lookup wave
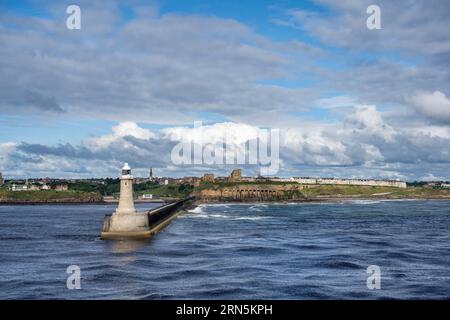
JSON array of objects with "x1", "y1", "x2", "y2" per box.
[
  {"x1": 344, "y1": 199, "x2": 382, "y2": 205},
  {"x1": 185, "y1": 212, "x2": 267, "y2": 221},
  {"x1": 188, "y1": 206, "x2": 204, "y2": 214},
  {"x1": 233, "y1": 216, "x2": 267, "y2": 221},
  {"x1": 183, "y1": 213, "x2": 210, "y2": 219}
]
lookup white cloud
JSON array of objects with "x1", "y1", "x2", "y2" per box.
[
  {"x1": 4, "y1": 110, "x2": 450, "y2": 179},
  {"x1": 162, "y1": 122, "x2": 260, "y2": 145},
  {"x1": 0, "y1": 142, "x2": 17, "y2": 170},
  {"x1": 409, "y1": 90, "x2": 450, "y2": 122},
  {"x1": 345, "y1": 105, "x2": 396, "y2": 142},
  {"x1": 87, "y1": 122, "x2": 155, "y2": 151}
]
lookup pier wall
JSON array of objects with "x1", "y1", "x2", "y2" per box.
[{"x1": 101, "y1": 198, "x2": 192, "y2": 239}]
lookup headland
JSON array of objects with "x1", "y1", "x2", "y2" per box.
[{"x1": 1, "y1": 169, "x2": 450, "y2": 205}]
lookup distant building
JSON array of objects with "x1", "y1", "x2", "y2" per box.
[
  {"x1": 441, "y1": 183, "x2": 450, "y2": 188},
  {"x1": 141, "y1": 194, "x2": 153, "y2": 199},
  {"x1": 284, "y1": 177, "x2": 407, "y2": 189},
  {"x1": 157, "y1": 177, "x2": 174, "y2": 185},
  {"x1": 9, "y1": 184, "x2": 28, "y2": 191},
  {"x1": 149, "y1": 168, "x2": 153, "y2": 180},
  {"x1": 201, "y1": 174, "x2": 215, "y2": 183},
  {"x1": 55, "y1": 184, "x2": 69, "y2": 191},
  {"x1": 0, "y1": 172, "x2": 4, "y2": 186},
  {"x1": 229, "y1": 169, "x2": 242, "y2": 182},
  {"x1": 183, "y1": 177, "x2": 200, "y2": 184},
  {"x1": 133, "y1": 177, "x2": 148, "y2": 185}
]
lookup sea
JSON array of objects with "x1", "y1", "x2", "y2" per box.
[{"x1": 0, "y1": 200, "x2": 449, "y2": 299}]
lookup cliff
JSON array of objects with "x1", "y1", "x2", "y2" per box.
[{"x1": 195, "y1": 182, "x2": 308, "y2": 202}]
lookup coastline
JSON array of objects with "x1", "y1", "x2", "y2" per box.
[
  {"x1": 192, "y1": 196, "x2": 450, "y2": 207},
  {"x1": 2, "y1": 195, "x2": 450, "y2": 206},
  {"x1": 0, "y1": 199, "x2": 165, "y2": 206},
  {"x1": 0, "y1": 201, "x2": 109, "y2": 206}
]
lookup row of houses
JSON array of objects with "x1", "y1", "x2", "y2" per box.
[
  {"x1": 270, "y1": 177, "x2": 406, "y2": 188},
  {"x1": 8, "y1": 183, "x2": 69, "y2": 192},
  {"x1": 425, "y1": 181, "x2": 450, "y2": 188},
  {"x1": 287, "y1": 177, "x2": 407, "y2": 188}
]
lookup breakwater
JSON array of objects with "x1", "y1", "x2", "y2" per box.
[{"x1": 101, "y1": 197, "x2": 193, "y2": 239}]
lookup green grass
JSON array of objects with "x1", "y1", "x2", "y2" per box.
[
  {"x1": 0, "y1": 190, "x2": 102, "y2": 202},
  {"x1": 135, "y1": 184, "x2": 193, "y2": 199},
  {"x1": 301, "y1": 185, "x2": 450, "y2": 199}
]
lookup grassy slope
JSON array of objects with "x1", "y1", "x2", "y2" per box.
[
  {"x1": 134, "y1": 184, "x2": 193, "y2": 199},
  {"x1": 196, "y1": 182, "x2": 450, "y2": 199},
  {"x1": 0, "y1": 190, "x2": 103, "y2": 203},
  {"x1": 302, "y1": 185, "x2": 450, "y2": 199}
]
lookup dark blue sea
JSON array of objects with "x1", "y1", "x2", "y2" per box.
[{"x1": 0, "y1": 200, "x2": 449, "y2": 299}]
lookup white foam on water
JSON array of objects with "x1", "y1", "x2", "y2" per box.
[
  {"x1": 379, "y1": 199, "x2": 422, "y2": 202},
  {"x1": 233, "y1": 216, "x2": 267, "y2": 221},
  {"x1": 209, "y1": 214, "x2": 229, "y2": 218},
  {"x1": 344, "y1": 199, "x2": 382, "y2": 205},
  {"x1": 184, "y1": 205, "x2": 268, "y2": 221},
  {"x1": 184, "y1": 214, "x2": 210, "y2": 219},
  {"x1": 188, "y1": 205, "x2": 205, "y2": 214}
]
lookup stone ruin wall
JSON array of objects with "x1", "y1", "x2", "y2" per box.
[{"x1": 199, "y1": 184, "x2": 306, "y2": 202}]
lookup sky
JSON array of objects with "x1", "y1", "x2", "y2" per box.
[{"x1": 1, "y1": 0, "x2": 450, "y2": 180}]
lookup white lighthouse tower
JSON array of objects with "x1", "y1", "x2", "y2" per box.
[
  {"x1": 108, "y1": 163, "x2": 149, "y2": 233},
  {"x1": 116, "y1": 163, "x2": 136, "y2": 214}
]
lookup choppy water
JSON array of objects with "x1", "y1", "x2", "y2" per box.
[{"x1": 0, "y1": 200, "x2": 449, "y2": 299}]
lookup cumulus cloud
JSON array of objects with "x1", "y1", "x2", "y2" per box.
[
  {"x1": 409, "y1": 91, "x2": 450, "y2": 123},
  {"x1": 3, "y1": 104, "x2": 450, "y2": 180},
  {"x1": 162, "y1": 122, "x2": 260, "y2": 145},
  {"x1": 87, "y1": 122, "x2": 155, "y2": 151},
  {"x1": 345, "y1": 105, "x2": 396, "y2": 142}
]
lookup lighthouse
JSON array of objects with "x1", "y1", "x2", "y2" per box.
[
  {"x1": 108, "y1": 163, "x2": 149, "y2": 233},
  {"x1": 101, "y1": 162, "x2": 190, "y2": 239},
  {"x1": 116, "y1": 163, "x2": 136, "y2": 214}
]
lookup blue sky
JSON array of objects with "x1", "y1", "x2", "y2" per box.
[{"x1": 1, "y1": 0, "x2": 450, "y2": 180}]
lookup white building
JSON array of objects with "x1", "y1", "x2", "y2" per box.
[
  {"x1": 9, "y1": 184, "x2": 28, "y2": 191},
  {"x1": 271, "y1": 177, "x2": 407, "y2": 188}
]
